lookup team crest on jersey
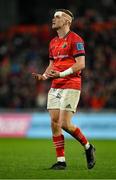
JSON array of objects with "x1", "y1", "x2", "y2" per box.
[
  {"x1": 62, "y1": 42, "x2": 67, "y2": 48},
  {"x1": 76, "y1": 43, "x2": 84, "y2": 50}
]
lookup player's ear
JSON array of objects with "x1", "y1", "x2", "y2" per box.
[
  {"x1": 65, "y1": 20, "x2": 70, "y2": 26},
  {"x1": 63, "y1": 19, "x2": 68, "y2": 25},
  {"x1": 67, "y1": 20, "x2": 71, "y2": 26}
]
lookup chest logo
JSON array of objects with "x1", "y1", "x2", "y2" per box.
[{"x1": 62, "y1": 42, "x2": 67, "y2": 48}]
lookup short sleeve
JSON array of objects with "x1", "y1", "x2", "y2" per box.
[
  {"x1": 71, "y1": 36, "x2": 85, "y2": 58},
  {"x1": 49, "y1": 42, "x2": 54, "y2": 60}
]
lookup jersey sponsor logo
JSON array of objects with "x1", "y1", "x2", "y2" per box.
[
  {"x1": 62, "y1": 42, "x2": 67, "y2": 48},
  {"x1": 76, "y1": 43, "x2": 84, "y2": 50},
  {"x1": 53, "y1": 55, "x2": 69, "y2": 59}
]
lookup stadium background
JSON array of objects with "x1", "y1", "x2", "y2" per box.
[{"x1": 0, "y1": 0, "x2": 116, "y2": 179}]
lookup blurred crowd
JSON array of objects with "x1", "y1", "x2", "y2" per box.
[{"x1": 0, "y1": 3, "x2": 116, "y2": 111}]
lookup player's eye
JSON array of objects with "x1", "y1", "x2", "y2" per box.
[{"x1": 55, "y1": 15, "x2": 61, "y2": 19}]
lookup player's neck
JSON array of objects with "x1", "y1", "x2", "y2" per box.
[{"x1": 57, "y1": 27, "x2": 70, "y2": 39}]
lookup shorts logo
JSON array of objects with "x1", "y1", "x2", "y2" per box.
[
  {"x1": 56, "y1": 93, "x2": 61, "y2": 99},
  {"x1": 76, "y1": 43, "x2": 84, "y2": 50},
  {"x1": 65, "y1": 104, "x2": 71, "y2": 108}
]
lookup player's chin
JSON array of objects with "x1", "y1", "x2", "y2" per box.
[{"x1": 52, "y1": 25, "x2": 58, "y2": 30}]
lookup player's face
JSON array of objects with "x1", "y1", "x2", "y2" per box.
[{"x1": 52, "y1": 14, "x2": 66, "y2": 30}]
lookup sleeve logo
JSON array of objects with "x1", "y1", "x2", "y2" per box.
[{"x1": 76, "y1": 43, "x2": 84, "y2": 50}]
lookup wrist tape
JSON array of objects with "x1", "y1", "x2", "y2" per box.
[
  {"x1": 59, "y1": 67, "x2": 73, "y2": 77},
  {"x1": 43, "y1": 73, "x2": 48, "y2": 79}
]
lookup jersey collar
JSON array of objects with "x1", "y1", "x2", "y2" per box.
[
  {"x1": 58, "y1": 31, "x2": 71, "y2": 39},
  {"x1": 63, "y1": 30, "x2": 71, "y2": 39}
]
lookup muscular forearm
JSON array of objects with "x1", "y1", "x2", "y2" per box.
[
  {"x1": 71, "y1": 61, "x2": 85, "y2": 73},
  {"x1": 45, "y1": 56, "x2": 85, "y2": 78},
  {"x1": 42, "y1": 65, "x2": 52, "y2": 79},
  {"x1": 44, "y1": 65, "x2": 52, "y2": 75},
  {"x1": 43, "y1": 60, "x2": 53, "y2": 75},
  {"x1": 32, "y1": 60, "x2": 53, "y2": 81},
  {"x1": 60, "y1": 61, "x2": 85, "y2": 77}
]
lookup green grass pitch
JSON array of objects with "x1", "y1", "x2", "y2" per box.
[{"x1": 0, "y1": 138, "x2": 116, "y2": 179}]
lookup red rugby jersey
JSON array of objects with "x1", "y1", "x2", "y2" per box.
[{"x1": 49, "y1": 31, "x2": 85, "y2": 90}]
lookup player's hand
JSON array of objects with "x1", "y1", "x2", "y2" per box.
[
  {"x1": 46, "y1": 70, "x2": 60, "y2": 78},
  {"x1": 32, "y1": 72, "x2": 46, "y2": 81}
]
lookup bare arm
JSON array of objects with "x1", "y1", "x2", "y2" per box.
[
  {"x1": 43, "y1": 60, "x2": 54, "y2": 75},
  {"x1": 71, "y1": 56, "x2": 85, "y2": 73},
  {"x1": 32, "y1": 60, "x2": 53, "y2": 81},
  {"x1": 47, "y1": 56, "x2": 85, "y2": 78}
]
